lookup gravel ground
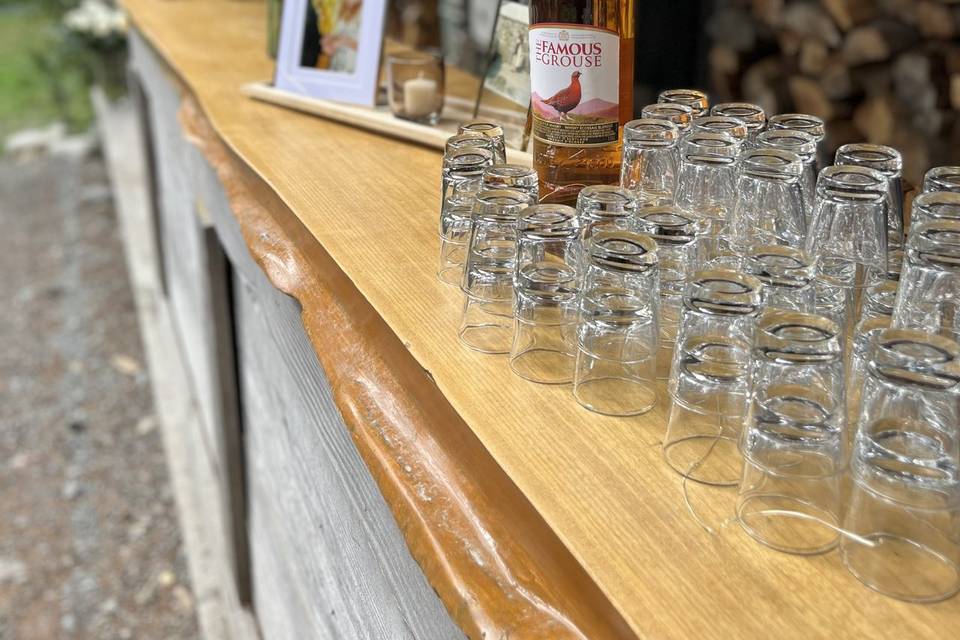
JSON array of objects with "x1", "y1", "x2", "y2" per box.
[{"x1": 0, "y1": 150, "x2": 199, "y2": 639}]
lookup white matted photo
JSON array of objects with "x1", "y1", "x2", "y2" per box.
[{"x1": 275, "y1": 0, "x2": 387, "y2": 106}]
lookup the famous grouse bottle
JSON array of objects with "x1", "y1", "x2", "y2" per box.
[{"x1": 529, "y1": 0, "x2": 636, "y2": 205}]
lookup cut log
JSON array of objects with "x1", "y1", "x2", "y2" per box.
[
  {"x1": 789, "y1": 75, "x2": 834, "y2": 120},
  {"x1": 782, "y1": 2, "x2": 842, "y2": 46},
  {"x1": 842, "y1": 26, "x2": 890, "y2": 66},
  {"x1": 916, "y1": 1, "x2": 956, "y2": 39},
  {"x1": 853, "y1": 96, "x2": 894, "y2": 144},
  {"x1": 799, "y1": 40, "x2": 828, "y2": 75}
]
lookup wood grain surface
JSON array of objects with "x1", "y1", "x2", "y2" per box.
[{"x1": 122, "y1": 1, "x2": 960, "y2": 637}]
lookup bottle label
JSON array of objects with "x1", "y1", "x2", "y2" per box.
[{"x1": 529, "y1": 24, "x2": 620, "y2": 148}]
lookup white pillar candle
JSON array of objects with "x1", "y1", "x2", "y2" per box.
[{"x1": 403, "y1": 74, "x2": 439, "y2": 119}]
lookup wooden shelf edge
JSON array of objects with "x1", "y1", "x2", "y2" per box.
[{"x1": 241, "y1": 81, "x2": 534, "y2": 166}]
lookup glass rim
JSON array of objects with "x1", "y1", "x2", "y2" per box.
[
  {"x1": 835, "y1": 143, "x2": 902, "y2": 177},
  {"x1": 817, "y1": 165, "x2": 887, "y2": 201},
  {"x1": 768, "y1": 113, "x2": 826, "y2": 139},
  {"x1": 577, "y1": 185, "x2": 638, "y2": 213},
  {"x1": 623, "y1": 118, "x2": 681, "y2": 143},
  {"x1": 472, "y1": 188, "x2": 530, "y2": 220},
  {"x1": 869, "y1": 328, "x2": 960, "y2": 392},
  {"x1": 710, "y1": 102, "x2": 766, "y2": 128},
  {"x1": 755, "y1": 309, "x2": 842, "y2": 363},
  {"x1": 913, "y1": 191, "x2": 960, "y2": 221},
  {"x1": 658, "y1": 88, "x2": 709, "y2": 114},
  {"x1": 923, "y1": 165, "x2": 960, "y2": 193},
  {"x1": 635, "y1": 206, "x2": 705, "y2": 243},
  {"x1": 740, "y1": 148, "x2": 803, "y2": 179},
  {"x1": 690, "y1": 115, "x2": 749, "y2": 140},
  {"x1": 518, "y1": 204, "x2": 579, "y2": 235},
  {"x1": 588, "y1": 230, "x2": 658, "y2": 272},
  {"x1": 756, "y1": 129, "x2": 817, "y2": 160},
  {"x1": 684, "y1": 268, "x2": 763, "y2": 315},
  {"x1": 459, "y1": 120, "x2": 504, "y2": 138}
]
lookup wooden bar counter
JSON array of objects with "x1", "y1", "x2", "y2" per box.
[{"x1": 118, "y1": 1, "x2": 958, "y2": 638}]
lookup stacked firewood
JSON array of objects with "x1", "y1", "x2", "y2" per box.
[{"x1": 707, "y1": 0, "x2": 960, "y2": 186}]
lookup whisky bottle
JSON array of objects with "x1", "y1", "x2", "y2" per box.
[{"x1": 529, "y1": 0, "x2": 636, "y2": 205}]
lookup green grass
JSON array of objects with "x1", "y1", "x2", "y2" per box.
[{"x1": 0, "y1": 2, "x2": 92, "y2": 141}]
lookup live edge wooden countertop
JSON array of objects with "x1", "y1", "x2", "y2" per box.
[{"x1": 125, "y1": 1, "x2": 957, "y2": 638}]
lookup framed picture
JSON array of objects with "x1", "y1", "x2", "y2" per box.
[{"x1": 275, "y1": 0, "x2": 388, "y2": 106}]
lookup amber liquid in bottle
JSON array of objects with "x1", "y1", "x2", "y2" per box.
[{"x1": 529, "y1": 0, "x2": 636, "y2": 205}]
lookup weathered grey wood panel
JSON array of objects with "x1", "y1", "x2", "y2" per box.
[
  {"x1": 231, "y1": 263, "x2": 464, "y2": 640},
  {"x1": 130, "y1": 33, "x2": 250, "y2": 603}
]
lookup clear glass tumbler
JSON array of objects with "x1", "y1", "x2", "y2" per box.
[
  {"x1": 892, "y1": 219, "x2": 960, "y2": 344},
  {"x1": 576, "y1": 185, "x2": 639, "y2": 249},
  {"x1": 737, "y1": 310, "x2": 846, "y2": 554},
  {"x1": 574, "y1": 231, "x2": 660, "y2": 416},
  {"x1": 805, "y1": 165, "x2": 889, "y2": 335},
  {"x1": 842, "y1": 328, "x2": 960, "y2": 602},
  {"x1": 726, "y1": 148, "x2": 805, "y2": 253},
  {"x1": 658, "y1": 89, "x2": 709, "y2": 117},
  {"x1": 458, "y1": 188, "x2": 530, "y2": 353},
  {"x1": 909, "y1": 191, "x2": 960, "y2": 229},
  {"x1": 662, "y1": 269, "x2": 762, "y2": 485},
  {"x1": 620, "y1": 119, "x2": 681, "y2": 207},
  {"x1": 743, "y1": 244, "x2": 816, "y2": 313},
  {"x1": 835, "y1": 143, "x2": 904, "y2": 278},
  {"x1": 689, "y1": 115, "x2": 749, "y2": 146},
  {"x1": 641, "y1": 102, "x2": 694, "y2": 134},
  {"x1": 482, "y1": 164, "x2": 539, "y2": 203},
  {"x1": 438, "y1": 148, "x2": 493, "y2": 285},
  {"x1": 510, "y1": 205, "x2": 582, "y2": 384},
  {"x1": 635, "y1": 206, "x2": 707, "y2": 380},
  {"x1": 710, "y1": 102, "x2": 766, "y2": 143},
  {"x1": 922, "y1": 166, "x2": 960, "y2": 195},
  {"x1": 444, "y1": 132, "x2": 496, "y2": 155},
  {"x1": 756, "y1": 129, "x2": 818, "y2": 226},
  {"x1": 458, "y1": 120, "x2": 507, "y2": 164},
  {"x1": 767, "y1": 113, "x2": 827, "y2": 171},
  {"x1": 674, "y1": 131, "x2": 741, "y2": 253}
]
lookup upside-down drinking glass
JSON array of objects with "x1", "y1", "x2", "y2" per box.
[
  {"x1": 510, "y1": 205, "x2": 582, "y2": 384},
  {"x1": 737, "y1": 310, "x2": 846, "y2": 554},
  {"x1": 756, "y1": 129, "x2": 818, "y2": 226},
  {"x1": 805, "y1": 165, "x2": 889, "y2": 335},
  {"x1": 842, "y1": 329, "x2": 960, "y2": 602},
  {"x1": 922, "y1": 166, "x2": 960, "y2": 195},
  {"x1": 743, "y1": 244, "x2": 816, "y2": 313},
  {"x1": 658, "y1": 89, "x2": 709, "y2": 117},
  {"x1": 574, "y1": 231, "x2": 660, "y2": 416},
  {"x1": 620, "y1": 119, "x2": 681, "y2": 207},
  {"x1": 909, "y1": 191, "x2": 960, "y2": 229},
  {"x1": 482, "y1": 164, "x2": 539, "y2": 202},
  {"x1": 438, "y1": 148, "x2": 493, "y2": 285},
  {"x1": 767, "y1": 113, "x2": 827, "y2": 170},
  {"x1": 835, "y1": 144, "x2": 904, "y2": 278},
  {"x1": 689, "y1": 115, "x2": 749, "y2": 146},
  {"x1": 576, "y1": 185, "x2": 639, "y2": 248},
  {"x1": 458, "y1": 120, "x2": 507, "y2": 164},
  {"x1": 892, "y1": 219, "x2": 960, "y2": 344},
  {"x1": 641, "y1": 102, "x2": 694, "y2": 133},
  {"x1": 444, "y1": 132, "x2": 496, "y2": 156},
  {"x1": 635, "y1": 206, "x2": 707, "y2": 380},
  {"x1": 674, "y1": 131, "x2": 741, "y2": 252},
  {"x1": 710, "y1": 102, "x2": 766, "y2": 143},
  {"x1": 458, "y1": 188, "x2": 530, "y2": 353},
  {"x1": 726, "y1": 148, "x2": 805, "y2": 253},
  {"x1": 662, "y1": 269, "x2": 762, "y2": 485}
]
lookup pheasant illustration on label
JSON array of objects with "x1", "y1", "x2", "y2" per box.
[{"x1": 529, "y1": 25, "x2": 620, "y2": 147}]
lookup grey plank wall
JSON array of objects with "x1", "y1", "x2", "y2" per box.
[
  {"x1": 130, "y1": 30, "x2": 466, "y2": 640},
  {"x1": 130, "y1": 34, "x2": 249, "y2": 601},
  {"x1": 231, "y1": 236, "x2": 464, "y2": 640}
]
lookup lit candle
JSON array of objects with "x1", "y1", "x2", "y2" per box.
[{"x1": 403, "y1": 73, "x2": 439, "y2": 119}]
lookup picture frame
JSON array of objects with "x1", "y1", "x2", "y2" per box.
[{"x1": 275, "y1": 0, "x2": 388, "y2": 107}]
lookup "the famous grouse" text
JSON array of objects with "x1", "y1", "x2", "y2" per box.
[{"x1": 533, "y1": 38, "x2": 603, "y2": 68}]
